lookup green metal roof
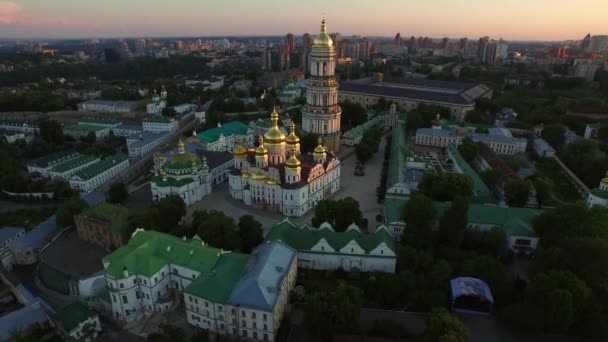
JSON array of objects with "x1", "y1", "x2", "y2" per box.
[
  {"x1": 50, "y1": 154, "x2": 98, "y2": 173},
  {"x1": 103, "y1": 230, "x2": 223, "y2": 279},
  {"x1": 446, "y1": 144, "x2": 492, "y2": 203},
  {"x1": 197, "y1": 121, "x2": 250, "y2": 143},
  {"x1": 343, "y1": 117, "x2": 381, "y2": 140},
  {"x1": 76, "y1": 203, "x2": 132, "y2": 232},
  {"x1": 54, "y1": 302, "x2": 97, "y2": 332},
  {"x1": 64, "y1": 123, "x2": 106, "y2": 133},
  {"x1": 73, "y1": 153, "x2": 128, "y2": 181},
  {"x1": 162, "y1": 152, "x2": 201, "y2": 172},
  {"x1": 28, "y1": 150, "x2": 79, "y2": 168},
  {"x1": 79, "y1": 117, "x2": 121, "y2": 126},
  {"x1": 265, "y1": 220, "x2": 396, "y2": 254},
  {"x1": 144, "y1": 116, "x2": 175, "y2": 123},
  {"x1": 151, "y1": 175, "x2": 195, "y2": 187},
  {"x1": 386, "y1": 123, "x2": 407, "y2": 191},
  {"x1": 184, "y1": 253, "x2": 248, "y2": 302},
  {"x1": 591, "y1": 188, "x2": 608, "y2": 200}
]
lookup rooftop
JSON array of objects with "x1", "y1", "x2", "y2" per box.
[
  {"x1": 197, "y1": 121, "x2": 250, "y2": 143},
  {"x1": 50, "y1": 154, "x2": 99, "y2": 173},
  {"x1": 72, "y1": 153, "x2": 128, "y2": 181},
  {"x1": 127, "y1": 131, "x2": 168, "y2": 148},
  {"x1": 40, "y1": 229, "x2": 107, "y2": 277},
  {"x1": 446, "y1": 144, "x2": 492, "y2": 202},
  {"x1": 80, "y1": 100, "x2": 138, "y2": 108},
  {"x1": 103, "y1": 230, "x2": 223, "y2": 279},
  {"x1": 76, "y1": 203, "x2": 132, "y2": 232},
  {"x1": 0, "y1": 227, "x2": 25, "y2": 244},
  {"x1": 143, "y1": 116, "x2": 176, "y2": 123},
  {"x1": 27, "y1": 150, "x2": 80, "y2": 168},
  {"x1": 79, "y1": 117, "x2": 122, "y2": 126},
  {"x1": 185, "y1": 253, "x2": 248, "y2": 303}
]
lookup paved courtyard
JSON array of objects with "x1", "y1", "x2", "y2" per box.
[{"x1": 185, "y1": 136, "x2": 387, "y2": 234}]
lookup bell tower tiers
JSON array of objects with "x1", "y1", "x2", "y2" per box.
[{"x1": 302, "y1": 18, "x2": 342, "y2": 153}]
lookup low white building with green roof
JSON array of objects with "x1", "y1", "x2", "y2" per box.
[
  {"x1": 26, "y1": 150, "x2": 81, "y2": 177},
  {"x1": 265, "y1": 219, "x2": 397, "y2": 273},
  {"x1": 48, "y1": 154, "x2": 100, "y2": 181},
  {"x1": 384, "y1": 196, "x2": 541, "y2": 255},
  {"x1": 340, "y1": 116, "x2": 382, "y2": 146},
  {"x1": 64, "y1": 123, "x2": 111, "y2": 140},
  {"x1": 587, "y1": 172, "x2": 608, "y2": 208},
  {"x1": 103, "y1": 229, "x2": 297, "y2": 342},
  {"x1": 54, "y1": 302, "x2": 101, "y2": 341},
  {"x1": 196, "y1": 121, "x2": 254, "y2": 152},
  {"x1": 69, "y1": 153, "x2": 129, "y2": 193}
]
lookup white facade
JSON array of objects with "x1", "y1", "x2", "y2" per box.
[
  {"x1": 48, "y1": 156, "x2": 101, "y2": 181},
  {"x1": 65, "y1": 315, "x2": 101, "y2": 341},
  {"x1": 64, "y1": 125, "x2": 111, "y2": 141},
  {"x1": 126, "y1": 132, "x2": 169, "y2": 159},
  {"x1": 78, "y1": 100, "x2": 138, "y2": 113},
  {"x1": 0, "y1": 120, "x2": 39, "y2": 133},
  {"x1": 69, "y1": 155, "x2": 130, "y2": 193},
  {"x1": 26, "y1": 151, "x2": 81, "y2": 177},
  {"x1": 415, "y1": 127, "x2": 527, "y2": 155},
  {"x1": 587, "y1": 173, "x2": 608, "y2": 208},
  {"x1": 142, "y1": 117, "x2": 179, "y2": 133}
]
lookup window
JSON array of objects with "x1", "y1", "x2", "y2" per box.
[
  {"x1": 253, "y1": 322, "x2": 257, "y2": 329},
  {"x1": 112, "y1": 294, "x2": 116, "y2": 302},
  {"x1": 133, "y1": 279, "x2": 137, "y2": 285},
  {"x1": 264, "y1": 323, "x2": 268, "y2": 331},
  {"x1": 264, "y1": 333, "x2": 269, "y2": 341},
  {"x1": 263, "y1": 314, "x2": 267, "y2": 321},
  {"x1": 119, "y1": 283, "x2": 124, "y2": 289},
  {"x1": 515, "y1": 239, "x2": 531, "y2": 246},
  {"x1": 253, "y1": 332, "x2": 258, "y2": 339},
  {"x1": 242, "y1": 320, "x2": 246, "y2": 327},
  {"x1": 121, "y1": 295, "x2": 128, "y2": 304},
  {"x1": 251, "y1": 312, "x2": 256, "y2": 319},
  {"x1": 242, "y1": 330, "x2": 247, "y2": 337},
  {"x1": 173, "y1": 269, "x2": 178, "y2": 275}
]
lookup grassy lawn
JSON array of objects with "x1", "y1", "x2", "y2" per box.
[
  {"x1": 533, "y1": 158, "x2": 581, "y2": 203},
  {"x1": 0, "y1": 208, "x2": 57, "y2": 230}
]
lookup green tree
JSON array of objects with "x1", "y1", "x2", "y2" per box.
[
  {"x1": 438, "y1": 197, "x2": 469, "y2": 248},
  {"x1": 196, "y1": 210, "x2": 240, "y2": 250},
  {"x1": 402, "y1": 194, "x2": 436, "y2": 248},
  {"x1": 56, "y1": 195, "x2": 88, "y2": 228},
  {"x1": 419, "y1": 172, "x2": 473, "y2": 202},
  {"x1": 457, "y1": 138, "x2": 479, "y2": 162},
  {"x1": 108, "y1": 181, "x2": 128, "y2": 204},
  {"x1": 406, "y1": 112, "x2": 424, "y2": 133},
  {"x1": 423, "y1": 308, "x2": 469, "y2": 342},
  {"x1": 300, "y1": 132, "x2": 320, "y2": 153},
  {"x1": 312, "y1": 197, "x2": 365, "y2": 231},
  {"x1": 82, "y1": 131, "x2": 97, "y2": 144},
  {"x1": 561, "y1": 139, "x2": 608, "y2": 188},
  {"x1": 533, "y1": 203, "x2": 608, "y2": 247},
  {"x1": 162, "y1": 107, "x2": 176, "y2": 117},
  {"x1": 340, "y1": 100, "x2": 367, "y2": 131},
  {"x1": 305, "y1": 281, "x2": 363, "y2": 341},
  {"x1": 142, "y1": 195, "x2": 186, "y2": 233},
  {"x1": 540, "y1": 124, "x2": 565, "y2": 151},
  {"x1": 533, "y1": 177, "x2": 552, "y2": 207},
  {"x1": 480, "y1": 169, "x2": 503, "y2": 188},
  {"x1": 504, "y1": 179, "x2": 532, "y2": 207},
  {"x1": 238, "y1": 215, "x2": 263, "y2": 253},
  {"x1": 38, "y1": 119, "x2": 64, "y2": 145},
  {"x1": 355, "y1": 141, "x2": 374, "y2": 163},
  {"x1": 460, "y1": 255, "x2": 505, "y2": 292}
]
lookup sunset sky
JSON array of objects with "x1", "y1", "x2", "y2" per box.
[{"x1": 0, "y1": 0, "x2": 606, "y2": 40}]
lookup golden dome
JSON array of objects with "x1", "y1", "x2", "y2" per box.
[
  {"x1": 286, "y1": 120, "x2": 300, "y2": 145},
  {"x1": 286, "y1": 150, "x2": 301, "y2": 169},
  {"x1": 264, "y1": 107, "x2": 286, "y2": 144},
  {"x1": 161, "y1": 170, "x2": 167, "y2": 177},
  {"x1": 251, "y1": 170, "x2": 267, "y2": 180},
  {"x1": 192, "y1": 159, "x2": 197, "y2": 167},
  {"x1": 266, "y1": 178, "x2": 278, "y2": 185},
  {"x1": 313, "y1": 18, "x2": 333, "y2": 48},
  {"x1": 602, "y1": 171, "x2": 608, "y2": 185},
  {"x1": 233, "y1": 136, "x2": 247, "y2": 159},
  {"x1": 178, "y1": 139, "x2": 184, "y2": 148},
  {"x1": 313, "y1": 136, "x2": 326, "y2": 155},
  {"x1": 242, "y1": 171, "x2": 251, "y2": 179},
  {"x1": 255, "y1": 136, "x2": 268, "y2": 157}
]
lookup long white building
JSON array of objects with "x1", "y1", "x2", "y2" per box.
[
  {"x1": 143, "y1": 116, "x2": 179, "y2": 133},
  {"x1": 69, "y1": 154, "x2": 129, "y2": 192}
]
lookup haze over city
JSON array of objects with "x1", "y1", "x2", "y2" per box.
[{"x1": 0, "y1": 0, "x2": 607, "y2": 40}]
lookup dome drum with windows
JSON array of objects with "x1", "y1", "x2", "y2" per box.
[{"x1": 161, "y1": 139, "x2": 205, "y2": 175}]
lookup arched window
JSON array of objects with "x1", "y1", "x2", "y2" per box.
[
  {"x1": 323, "y1": 62, "x2": 327, "y2": 76},
  {"x1": 316, "y1": 63, "x2": 320, "y2": 75},
  {"x1": 323, "y1": 95, "x2": 328, "y2": 107}
]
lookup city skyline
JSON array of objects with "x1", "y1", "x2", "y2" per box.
[{"x1": 0, "y1": 0, "x2": 607, "y2": 40}]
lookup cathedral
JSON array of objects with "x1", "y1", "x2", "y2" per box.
[{"x1": 228, "y1": 19, "x2": 342, "y2": 217}]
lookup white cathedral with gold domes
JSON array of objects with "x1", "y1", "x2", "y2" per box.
[{"x1": 228, "y1": 107, "x2": 341, "y2": 217}]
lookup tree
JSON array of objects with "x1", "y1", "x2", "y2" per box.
[
  {"x1": 480, "y1": 169, "x2": 503, "y2": 188},
  {"x1": 406, "y1": 112, "x2": 424, "y2": 133},
  {"x1": 419, "y1": 172, "x2": 473, "y2": 202},
  {"x1": 561, "y1": 139, "x2": 608, "y2": 188},
  {"x1": 238, "y1": 215, "x2": 263, "y2": 253},
  {"x1": 402, "y1": 194, "x2": 436, "y2": 248},
  {"x1": 355, "y1": 141, "x2": 374, "y2": 163},
  {"x1": 340, "y1": 100, "x2": 367, "y2": 131},
  {"x1": 195, "y1": 210, "x2": 240, "y2": 250},
  {"x1": 305, "y1": 281, "x2": 363, "y2": 341},
  {"x1": 38, "y1": 119, "x2": 64, "y2": 145},
  {"x1": 141, "y1": 195, "x2": 186, "y2": 233},
  {"x1": 540, "y1": 124, "x2": 565, "y2": 151},
  {"x1": 108, "y1": 181, "x2": 128, "y2": 204},
  {"x1": 533, "y1": 177, "x2": 552, "y2": 207},
  {"x1": 162, "y1": 107, "x2": 176, "y2": 117},
  {"x1": 504, "y1": 179, "x2": 532, "y2": 207},
  {"x1": 533, "y1": 203, "x2": 608, "y2": 247},
  {"x1": 423, "y1": 308, "x2": 469, "y2": 342},
  {"x1": 56, "y1": 195, "x2": 88, "y2": 228},
  {"x1": 460, "y1": 255, "x2": 505, "y2": 293},
  {"x1": 300, "y1": 133, "x2": 319, "y2": 153},
  {"x1": 438, "y1": 197, "x2": 469, "y2": 248},
  {"x1": 457, "y1": 138, "x2": 479, "y2": 162},
  {"x1": 312, "y1": 197, "x2": 365, "y2": 231},
  {"x1": 82, "y1": 131, "x2": 97, "y2": 144}
]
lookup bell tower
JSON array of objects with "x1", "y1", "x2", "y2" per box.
[{"x1": 301, "y1": 18, "x2": 342, "y2": 153}]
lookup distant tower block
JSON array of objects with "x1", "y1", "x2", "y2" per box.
[{"x1": 301, "y1": 18, "x2": 342, "y2": 153}]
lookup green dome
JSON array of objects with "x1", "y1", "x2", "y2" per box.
[{"x1": 163, "y1": 152, "x2": 201, "y2": 174}]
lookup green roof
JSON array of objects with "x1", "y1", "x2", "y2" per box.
[
  {"x1": 79, "y1": 117, "x2": 121, "y2": 126},
  {"x1": 54, "y1": 302, "x2": 97, "y2": 332},
  {"x1": 384, "y1": 196, "x2": 407, "y2": 224},
  {"x1": 591, "y1": 188, "x2": 608, "y2": 200},
  {"x1": 50, "y1": 154, "x2": 98, "y2": 173},
  {"x1": 446, "y1": 144, "x2": 492, "y2": 202},
  {"x1": 76, "y1": 203, "x2": 132, "y2": 232},
  {"x1": 162, "y1": 152, "x2": 201, "y2": 172},
  {"x1": 387, "y1": 123, "x2": 407, "y2": 191},
  {"x1": 103, "y1": 230, "x2": 222, "y2": 279},
  {"x1": 152, "y1": 175, "x2": 195, "y2": 187},
  {"x1": 65, "y1": 123, "x2": 106, "y2": 133},
  {"x1": 197, "y1": 121, "x2": 250, "y2": 143},
  {"x1": 185, "y1": 253, "x2": 248, "y2": 302},
  {"x1": 265, "y1": 220, "x2": 396, "y2": 255},
  {"x1": 28, "y1": 150, "x2": 79, "y2": 168},
  {"x1": 73, "y1": 153, "x2": 128, "y2": 181},
  {"x1": 343, "y1": 117, "x2": 381, "y2": 140}
]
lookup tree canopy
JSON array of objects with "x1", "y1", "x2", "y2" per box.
[
  {"x1": 193, "y1": 210, "x2": 240, "y2": 250},
  {"x1": 504, "y1": 179, "x2": 532, "y2": 207},
  {"x1": 418, "y1": 172, "x2": 473, "y2": 202},
  {"x1": 312, "y1": 197, "x2": 367, "y2": 231},
  {"x1": 423, "y1": 308, "x2": 469, "y2": 342},
  {"x1": 238, "y1": 215, "x2": 264, "y2": 253},
  {"x1": 108, "y1": 181, "x2": 128, "y2": 204}
]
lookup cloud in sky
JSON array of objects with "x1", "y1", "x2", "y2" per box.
[{"x1": 0, "y1": 1, "x2": 23, "y2": 24}]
